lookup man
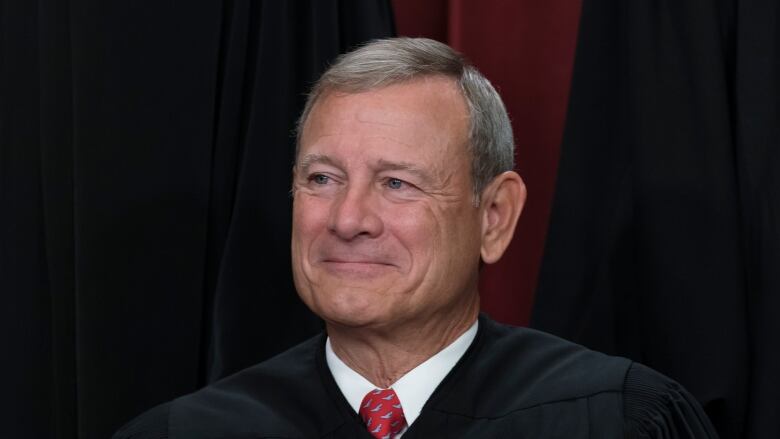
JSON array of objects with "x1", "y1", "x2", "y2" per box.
[{"x1": 115, "y1": 38, "x2": 718, "y2": 438}]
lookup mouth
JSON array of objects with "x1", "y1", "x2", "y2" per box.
[{"x1": 319, "y1": 259, "x2": 396, "y2": 277}]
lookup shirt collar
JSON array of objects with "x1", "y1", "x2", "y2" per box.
[{"x1": 325, "y1": 320, "x2": 478, "y2": 425}]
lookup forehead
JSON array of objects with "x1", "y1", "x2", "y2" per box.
[{"x1": 298, "y1": 77, "x2": 470, "y2": 163}]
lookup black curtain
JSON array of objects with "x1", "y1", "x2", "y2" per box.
[
  {"x1": 533, "y1": 0, "x2": 778, "y2": 438},
  {"x1": 0, "y1": 1, "x2": 394, "y2": 437}
]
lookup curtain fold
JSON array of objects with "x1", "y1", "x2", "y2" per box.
[
  {"x1": 533, "y1": 0, "x2": 779, "y2": 437},
  {"x1": 1, "y1": 1, "x2": 394, "y2": 437}
]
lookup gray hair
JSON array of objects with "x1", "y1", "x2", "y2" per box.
[{"x1": 296, "y1": 37, "x2": 515, "y2": 203}]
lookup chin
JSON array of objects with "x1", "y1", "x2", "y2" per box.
[
  {"x1": 296, "y1": 271, "x2": 407, "y2": 327},
  {"x1": 314, "y1": 292, "x2": 392, "y2": 329},
  {"x1": 319, "y1": 308, "x2": 382, "y2": 329}
]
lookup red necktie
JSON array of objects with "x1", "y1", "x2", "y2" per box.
[{"x1": 358, "y1": 388, "x2": 407, "y2": 438}]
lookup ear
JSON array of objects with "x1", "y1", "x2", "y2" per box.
[{"x1": 479, "y1": 171, "x2": 526, "y2": 264}]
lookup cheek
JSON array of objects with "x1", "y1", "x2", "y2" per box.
[
  {"x1": 292, "y1": 197, "x2": 332, "y2": 306},
  {"x1": 293, "y1": 196, "x2": 330, "y2": 237},
  {"x1": 291, "y1": 196, "x2": 331, "y2": 270},
  {"x1": 429, "y1": 204, "x2": 482, "y2": 268},
  {"x1": 389, "y1": 204, "x2": 437, "y2": 241},
  {"x1": 388, "y1": 203, "x2": 481, "y2": 306},
  {"x1": 384, "y1": 204, "x2": 443, "y2": 275},
  {"x1": 389, "y1": 200, "x2": 476, "y2": 247}
]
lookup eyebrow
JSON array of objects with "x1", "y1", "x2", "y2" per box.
[
  {"x1": 374, "y1": 159, "x2": 434, "y2": 185},
  {"x1": 296, "y1": 154, "x2": 340, "y2": 175}
]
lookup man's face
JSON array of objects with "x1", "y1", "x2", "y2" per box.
[{"x1": 292, "y1": 76, "x2": 483, "y2": 329}]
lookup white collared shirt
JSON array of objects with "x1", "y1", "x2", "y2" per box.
[{"x1": 325, "y1": 320, "x2": 478, "y2": 437}]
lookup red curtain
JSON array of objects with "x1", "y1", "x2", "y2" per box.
[{"x1": 393, "y1": 0, "x2": 582, "y2": 325}]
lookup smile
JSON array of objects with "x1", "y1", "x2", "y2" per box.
[{"x1": 319, "y1": 260, "x2": 396, "y2": 277}]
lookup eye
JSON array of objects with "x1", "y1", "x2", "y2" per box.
[
  {"x1": 309, "y1": 174, "x2": 330, "y2": 185},
  {"x1": 386, "y1": 178, "x2": 405, "y2": 190}
]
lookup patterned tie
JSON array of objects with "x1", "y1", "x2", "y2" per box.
[{"x1": 358, "y1": 388, "x2": 407, "y2": 439}]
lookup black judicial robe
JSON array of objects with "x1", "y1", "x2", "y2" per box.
[{"x1": 114, "y1": 315, "x2": 718, "y2": 438}]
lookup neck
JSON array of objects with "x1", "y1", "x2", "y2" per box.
[{"x1": 326, "y1": 297, "x2": 480, "y2": 388}]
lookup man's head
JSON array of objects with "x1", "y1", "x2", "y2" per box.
[
  {"x1": 296, "y1": 37, "x2": 515, "y2": 203},
  {"x1": 291, "y1": 38, "x2": 525, "y2": 331}
]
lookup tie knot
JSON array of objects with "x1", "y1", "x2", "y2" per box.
[{"x1": 358, "y1": 388, "x2": 407, "y2": 438}]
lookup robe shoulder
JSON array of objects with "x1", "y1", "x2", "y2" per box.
[
  {"x1": 434, "y1": 319, "x2": 633, "y2": 416},
  {"x1": 113, "y1": 334, "x2": 342, "y2": 439},
  {"x1": 427, "y1": 318, "x2": 718, "y2": 438},
  {"x1": 112, "y1": 402, "x2": 170, "y2": 439},
  {"x1": 623, "y1": 362, "x2": 720, "y2": 438}
]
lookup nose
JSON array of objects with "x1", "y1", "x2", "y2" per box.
[{"x1": 327, "y1": 183, "x2": 384, "y2": 240}]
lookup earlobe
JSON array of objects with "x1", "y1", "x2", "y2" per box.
[{"x1": 480, "y1": 171, "x2": 526, "y2": 264}]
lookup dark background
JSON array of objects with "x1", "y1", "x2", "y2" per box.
[{"x1": 2, "y1": 0, "x2": 777, "y2": 438}]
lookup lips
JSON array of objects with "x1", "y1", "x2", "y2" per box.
[
  {"x1": 319, "y1": 260, "x2": 394, "y2": 280},
  {"x1": 321, "y1": 259, "x2": 395, "y2": 269},
  {"x1": 316, "y1": 250, "x2": 397, "y2": 277},
  {"x1": 317, "y1": 248, "x2": 395, "y2": 266},
  {"x1": 322, "y1": 257, "x2": 393, "y2": 265}
]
